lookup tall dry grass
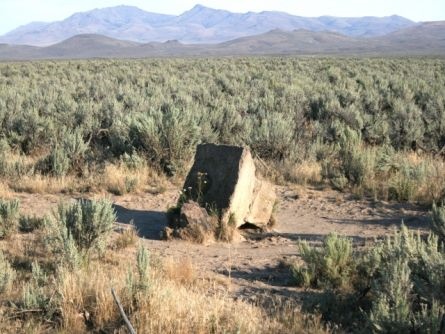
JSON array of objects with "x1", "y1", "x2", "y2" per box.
[
  {"x1": 0, "y1": 161, "x2": 169, "y2": 196},
  {"x1": 0, "y1": 229, "x2": 328, "y2": 334},
  {"x1": 0, "y1": 181, "x2": 12, "y2": 199},
  {"x1": 281, "y1": 148, "x2": 445, "y2": 204},
  {"x1": 10, "y1": 174, "x2": 76, "y2": 194},
  {"x1": 56, "y1": 251, "x2": 326, "y2": 334},
  {"x1": 100, "y1": 163, "x2": 168, "y2": 196}
]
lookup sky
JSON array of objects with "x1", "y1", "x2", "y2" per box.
[{"x1": 1, "y1": 0, "x2": 444, "y2": 35}]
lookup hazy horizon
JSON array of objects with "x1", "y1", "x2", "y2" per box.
[{"x1": 1, "y1": 0, "x2": 445, "y2": 35}]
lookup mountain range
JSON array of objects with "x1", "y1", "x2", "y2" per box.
[
  {"x1": 1, "y1": 21, "x2": 444, "y2": 60},
  {"x1": 0, "y1": 5, "x2": 417, "y2": 46},
  {"x1": 0, "y1": 5, "x2": 444, "y2": 59}
]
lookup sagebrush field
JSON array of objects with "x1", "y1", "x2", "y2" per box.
[{"x1": 0, "y1": 57, "x2": 444, "y2": 333}]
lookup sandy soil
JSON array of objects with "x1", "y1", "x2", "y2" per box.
[{"x1": 14, "y1": 185, "x2": 430, "y2": 300}]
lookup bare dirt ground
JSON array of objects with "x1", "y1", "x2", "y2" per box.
[{"x1": 15, "y1": 185, "x2": 430, "y2": 301}]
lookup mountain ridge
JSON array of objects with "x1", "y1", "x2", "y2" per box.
[
  {"x1": 0, "y1": 4, "x2": 416, "y2": 46},
  {"x1": 0, "y1": 21, "x2": 443, "y2": 60}
]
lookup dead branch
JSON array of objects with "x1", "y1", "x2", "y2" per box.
[{"x1": 111, "y1": 288, "x2": 136, "y2": 334}]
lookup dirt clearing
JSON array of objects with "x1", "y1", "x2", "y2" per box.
[{"x1": 14, "y1": 186, "x2": 429, "y2": 300}]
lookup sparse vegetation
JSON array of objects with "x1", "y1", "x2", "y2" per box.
[
  {"x1": 0, "y1": 213, "x2": 327, "y2": 333},
  {"x1": 431, "y1": 202, "x2": 445, "y2": 244},
  {"x1": 1, "y1": 56, "x2": 444, "y2": 333},
  {"x1": 0, "y1": 250, "x2": 15, "y2": 293},
  {"x1": 291, "y1": 222, "x2": 445, "y2": 332},
  {"x1": 0, "y1": 199, "x2": 20, "y2": 239}
]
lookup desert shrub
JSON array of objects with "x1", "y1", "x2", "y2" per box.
[
  {"x1": 0, "y1": 198, "x2": 20, "y2": 239},
  {"x1": 0, "y1": 139, "x2": 11, "y2": 176},
  {"x1": 19, "y1": 215, "x2": 45, "y2": 233},
  {"x1": 61, "y1": 129, "x2": 88, "y2": 172},
  {"x1": 389, "y1": 98, "x2": 424, "y2": 150},
  {"x1": 431, "y1": 202, "x2": 445, "y2": 245},
  {"x1": 338, "y1": 128, "x2": 373, "y2": 187},
  {"x1": 136, "y1": 244, "x2": 150, "y2": 291},
  {"x1": 47, "y1": 146, "x2": 71, "y2": 177},
  {"x1": 293, "y1": 233, "x2": 354, "y2": 289},
  {"x1": 368, "y1": 258, "x2": 413, "y2": 333},
  {"x1": 43, "y1": 216, "x2": 82, "y2": 269},
  {"x1": 21, "y1": 262, "x2": 50, "y2": 308},
  {"x1": 0, "y1": 58, "x2": 444, "y2": 199},
  {"x1": 294, "y1": 225, "x2": 445, "y2": 332},
  {"x1": 248, "y1": 111, "x2": 295, "y2": 161},
  {"x1": 121, "y1": 151, "x2": 146, "y2": 170},
  {"x1": 0, "y1": 250, "x2": 15, "y2": 293},
  {"x1": 56, "y1": 199, "x2": 116, "y2": 254},
  {"x1": 362, "y1": 226, "x2": 445, "y2": 333},
  {"x1": 128, "y1": 107, "x2": 200, "y2": 174},
  {"x1": 44, "y1": 199, "x2": 115, "y2": 268}
]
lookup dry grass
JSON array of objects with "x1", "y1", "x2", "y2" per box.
[
  {"x1": 409, "y1": 154, "x2": 445, "y2": 203},
  {"x1": 0, "y1": 229, "x2": 328, "y2": 334},
  {"x1": 101, "y1": 163, "x2": 168, "y2": 195},
  {"x1": 362, "y1": 151, "x2": 445, "y2": 203},
  {"x1": 9, "y1": 175, "x2": 76, "y2": 194},
  {"x1": 284, "y1": 161, "x2": 323, "y2": 185},
  {"x1": 58, "y1": 265, "x2": 126, "y2": 333},
  {"x1": 113, "y1": 226, "x2": 138, "y2": 250},
  {"x1": 162, "y1": 256, "x2": 196, "y2": 285},
  {"x1": 0, "y1": 181, "x2": 12, "y2": 199},
  {"x1": 0, "y1": 162, "x2": 170, "y2": 196}
]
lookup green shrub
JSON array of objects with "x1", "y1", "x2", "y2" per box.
[
  {"x1": 431, "y1": 202, "x2": 445, "y2": 245},
  {"x1": 338, "y1": 127, "x2": 373, "y2": 187},
  {"x1": 43, "y1": 216, "x2": 82, "y2": 269},
  {"x1": 363, "y1": 226, "x2": 445, "y2": 333},
  {"x1": 61, "y1": 129, "x2": 88, "y2": 173},
  {"x1": 293, "y1": 233, "x2": 354, "y2": 290},
  {"x1": 19, "y1": 215, "x2": 45, "y2": 233},
  {"x1": 368, "y1": 258, "x2": 412, "y2": 333},
  {"x1": 129, "y1": 107, "x2": 200, "y2": 174},
  {"x1": 56, "y1": 199, "x2": 116, "y2": 254},
  {"x1": 121, "y1": 151, "x2": 146, "y2": 170},
  {"x1": 0, "y1": 250, "x2": 15, "y2": 293},
  {"x1": 388, "y1": 164, "x2": 418, "y2": 201},
  {"x1": 294, "y1": 225, "x2": 445, "y2": 332},
  {"x1": 0, "y1": 198, "x2": 20, "y2": 239},
  {"x1": 21, "y1": 261, "x2": 56, "y2": 317},
  {"x1": 48, "y1": 146, "x2": 70, "y2": 177},
  {"x1": 136, "y1": 244, "x2": 150, "y2": 290},
  {"x1": 248, "y1": 111, "x2": 295, "y2": 161}
]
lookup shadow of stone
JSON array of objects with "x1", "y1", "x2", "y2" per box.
[
  {"x1": 219, "y1": 262, "x2": 294, "y2": 289},
  {"x1": 328, "y1": 216, "x2": 429, "y2": 229},
  {"x1": 242, "y1": 230, "x2": 372, "y2": 246},
  {"x1": 112, "y1": 204, "x2": 168, "y2": 240}
]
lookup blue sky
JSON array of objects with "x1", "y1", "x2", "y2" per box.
[{"x1": 1, "y1": 0, "x2": 444, "y2": 34}]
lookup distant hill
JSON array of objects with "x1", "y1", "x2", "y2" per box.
[
  {"x1": 372, "y1": 21, "x2": 445, "y2": 54},
  {"x1": 217, "y1": 29, "x2": 363, "y2": 55},
  {"x1": 0, "y1": 21, "x2": 444, "y2": 60},
  {"x1": 217, "y1": 22, "x2": 445, "y2": 55},
  {"x1": 0, "y1": 4, "x2": 416, "y2": 46}
]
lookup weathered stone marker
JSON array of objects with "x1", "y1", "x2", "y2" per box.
[{"x1": 182, "y1": 143, "x2": 276, "y2": 228}]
